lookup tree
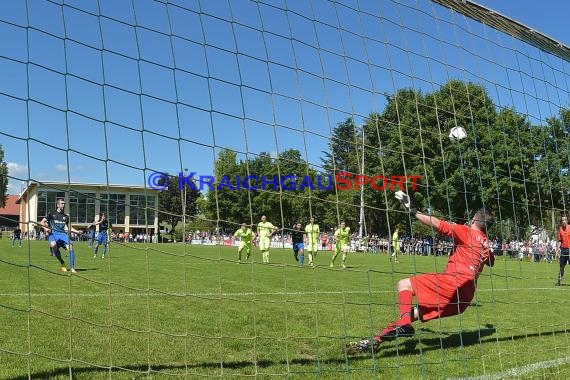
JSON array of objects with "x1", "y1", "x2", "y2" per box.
[
  {"x1": 362, "y1": 88, "x2": 436, "y2": 234},
  {"x1": 358, "y1": 79, "x2": 567, "y2": 238},
  {"x1": 322, "y1": 118, "x2": 360, "y2": 173},
  {"x1": 249, "y1": 152, "x2": 284, "y2": 227},
  {"x1": 201, "y1": 81, "x2": 568, "y2": 238},
  {"x1": 205, "y1": 149, "x2": 256, "y2": 229},
  {"x1": 0, "y1": 145, "x2": 7, "y2": 207},
  {"x1": 321, "y1": 118, "x2": 364, "y2": 229},
  {"x1": 205, "y1": 148, "x2": 336, "y2": 231},
  {"x1": 361, "y1": 81, "x2": 504, "y2": 234},
  {"x1": 157, "y1": 172, "x2": 200, "y2": 237}
]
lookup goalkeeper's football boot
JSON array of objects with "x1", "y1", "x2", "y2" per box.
[
  {"x1": 345, "y1": 338, "x2": 381, "y2": 355},
  {"x1": 60, "y1": 266, "x2": 68, "y2": 273},
  {"x1": 378, "y1": 323, "x2": 415, "y2": 341}
]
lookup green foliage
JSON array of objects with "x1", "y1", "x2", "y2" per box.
[
  {"x1": 201, "y1": 81, "x2": 569, "y2": 237},
  {"x1": 157, "y1": 172, "x2": 200, "y2": 236},
  {"x1": 358, "y1": 81, "x2": 568, "y2": 237},
  {"x1": 205, "y1": 150, "x2": 251, "y2": 229},
  {"x1": 321, "y1": 118, "x2": 361, "y2": 174},
  {"x1": 204, "y1": 148, "x2": 333, "y2": 230}
]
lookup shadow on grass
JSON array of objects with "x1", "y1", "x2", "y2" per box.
[
  {"x1": 378, "y1": 324, "x2": 498, "y2": 357},
  {"x1": 9, "y1": 356, "x2": 357, "y2": 380},
  {"x1": 379, "y1": 323, "x2": 570, "y2": 357},
  {"x1": 13, "y1": 325, "x2": 570, "y2": 379}
]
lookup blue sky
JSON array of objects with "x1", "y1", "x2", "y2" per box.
[{"x1": 1, "y1": 0, "x2": 569, "y2": 194}]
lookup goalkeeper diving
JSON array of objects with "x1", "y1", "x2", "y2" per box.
[{"x1": 346, "y1": 190, "x2": 495, "y2": 354}]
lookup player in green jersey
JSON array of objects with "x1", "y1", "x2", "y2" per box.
[
  {"x1": 234, "y1": 223, "x2": 254, "y2": 263},
  {"x1": 331, "y1": 221, "x2": 350, "y2": 269}
]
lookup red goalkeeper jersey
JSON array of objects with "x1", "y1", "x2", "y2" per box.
[
  {"x1": 559, "y1": 226, "x2": 570, "y2": 249},
  {"x1": 437, "y1": 220, "x2": 493, "y2": 281}
]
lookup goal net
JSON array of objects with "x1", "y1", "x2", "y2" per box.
[{"x1": 1, "y1": 0, "x2": 569, "y2": 378}]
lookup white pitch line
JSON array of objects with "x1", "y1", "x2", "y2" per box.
[
  {"x1": 455, "y1": 356, "x2": 570, "y2": 380},
  {"x1": 0, "y1": 287, "x2": 564, "y2": 298}
]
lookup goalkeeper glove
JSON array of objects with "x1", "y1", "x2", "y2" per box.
[{"x1": 395, "y1": 190, "x2": 417, "y2": 216}]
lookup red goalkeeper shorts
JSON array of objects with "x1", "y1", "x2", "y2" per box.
[{"x1": 410, "y1": 273, "x2": 476, "y2": 322}]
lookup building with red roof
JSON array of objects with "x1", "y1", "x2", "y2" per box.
[{"x1": 0, "y1": 194, "x2": 20, "y2": 228}]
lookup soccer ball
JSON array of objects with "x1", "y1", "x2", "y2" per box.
[{"x1": 449, "y1": 126, "x2": 467, "y2": 142}]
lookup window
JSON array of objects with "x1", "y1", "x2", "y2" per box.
[
  {"x1": 100, "y1": 193, "x2": 126, "y2": 225},
  {"x1": 68, "y1": 191, "x2": 96, "y2": 224},
  {"x1": 130, "y1": 194, "x2": 156, "y2": 225},
  {"x1": 37, "y1": 190, "x2": 66, "y2": 220}
]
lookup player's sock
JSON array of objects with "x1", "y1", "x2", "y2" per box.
[
  {"x1": 377, "y1": 321, "x2": 415, "y2": 341},
  {"x1": 53, "y1": 249, "x2": 65, "y2": 265},
  {"x1": 396, "y1": 290, "x2": 414, "y2": 325},
  {"x1": 331, "y1": 252, "x2": 338, "y2": 264},
  {"x1": 299, "y1": 253, "x2": 304, "y2": 266},
  {"x1": 378, "y1": 320, "x2": 400, "y2": 339},
  {"x1": 308, "y1": 253, "x2": 313, "y2": 265},
  {"x1": 342, "y1": 253, "x2": 347, "y2": 264},
  {"x1": 238, "y1": 250, "x2": 242, "y2": 261},
  {"x1": 69, "y1": 250, "x2": 75, "y2": 268},
  {"x1": 94, "y1": 246, "x2": 99, "y2": 256},
  {"x1": 103, "y1": 246, "x2": 107, "y2": 255}
]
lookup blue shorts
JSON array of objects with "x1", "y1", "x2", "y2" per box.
[
  {"x1": 49, "y1": 232, "x2": 71, "y2": 249},
  {"x1": 293, "y1": 242, "x2": 304, "y2": 253},
  {"x1": 560, "y1": 248, "x2": 570, "y2": 266},
  {"x1": 96, "y1": 232, "x2": 108, "y2": 245},
  {"x1": 88, "y1": 231, "x2": 95, "y2": 239}
]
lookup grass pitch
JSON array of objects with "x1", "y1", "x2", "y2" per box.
[{"x1": 1, "y1": 240, "x2": 570, "y2": 379}]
